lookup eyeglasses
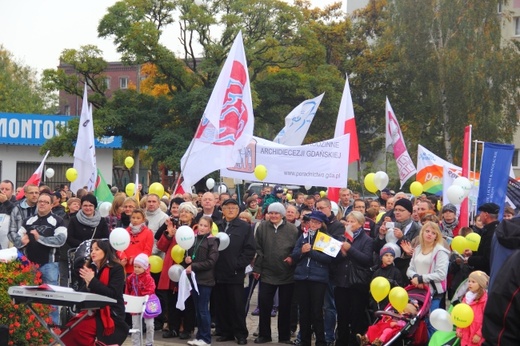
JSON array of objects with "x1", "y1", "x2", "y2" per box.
[
  {"x1": 223, "y1": 206, "x2": 239, "y2": 210},
  {"x1": 38, "y1": 200, "x2": 51, "y2": 205}
]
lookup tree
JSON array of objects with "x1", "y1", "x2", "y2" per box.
[{"x1": 0, "y1": 45, "x2": 57, "y2": 114}]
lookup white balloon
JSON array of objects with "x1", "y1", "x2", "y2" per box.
[
  {"x1": 374, "y1": 171, "x2": 389, "y2": 191},
  {"x1": 98, "y1": 202, "x2": 112, "y2": 218},
  {"x1": 453, "y1": 176, "x2": 472, "y2": 198},
  {"x1": 304, "y1": 185, "x2": 312, "y2": 191},
  {"x1": 430, "y1": 309, "x2": 453, "y2": 332},
  {"x1": 206, "y1": 178, "x2": 215, "y2": 190},
  {"x1": 175, "y1": 225, "x2": 195, "y2": 250},
  {"x1": 109, "y1": 227, "x2": 130, "y2": 251},
  {"x1": 45, "y1": 168, "x2": 55, "y2": 179},
  {"x1": 217, "y1": 185, "x2": 227, "y2": 193},
  {"x1": 385, "y1": 229, "x2": 398, "y2": 244},
  {"x1": 215, "y1": 232, "x2": 230, "y2": 251},
  {"x1": 168, "y1": 264, "x2": 184, "y2": 282},
  {"x1": 447, "y1": 185, "x2": 465, "y2": 205},
  {"x1": 381, "y1": 242, "x2": 401, "y2": 258},
  {"x1": 330, "y1": 201, "x2": 339, "y2": 216}
]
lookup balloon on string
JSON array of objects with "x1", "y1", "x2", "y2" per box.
[
  {"x1": 330, "y1": 201, "x2": 339, "y2": 216},
  {"x1": 216, "y1": 232, "x2": 230, "y2": 251},
  {"x1": 45, "y1": 168, "x2": 55, "y2": 179},
  {"x1": 364, "y1": 173, "x2": 377, "y2": 193},
  {"x1": 451, "y1": 303, "x2": 474, "y2": 328},
  {"x1": 125, "y1": 183, "x2": 135, "y2": 197},
  {"x1": 286, "y1": 193, "x2": 293, "y2": 201},
  {"x1": 374, "y1": 171, "x2": 389, "y2": 191},
  {"x1": 430, "y1": 309, "x2": 453, "y2": 332},
  {"x1": 149, "y1": 255, "x2": 164, "y2": 273},
  {"x1": 98, "y1": 202, "x2": 112, "y2": 218},
  {"x1": 446, "y1": 185, "x2": 465, "y2": 205},
  {"x1": 66, "y1": 168, "x2": 78, "y2": 182},
  {"x1": 465, "y1": 233, "x2": 481, "y2": 251},
  {"x1": 451, "y1": 236, "x2": 468, "y2": 254},
  {"x1": 168, "y1": 264, "x2": 184, "y2": 282},
  {"x1": 206, "y1": 178, "x2": 215, "y2": 190},
  {"x1": 149, "y1": 182, "x2": 165, "y2": 198},
  {"x1": 211, "y1": 223, "x2": 219, "y2": 236},
  {"x1": 124, "y1": 156, "x2": 134, "y2": 169},
  {"x1": 217, "y1": 185, "x2": 227, "y2": 194},
  {"x1": 254, "y1": 165, "x2": 268, "y2": 181},
  {"x1": 389, "y1": 287, "x2": 408, "y2": 313},
  {"x1": 382, "y1": 242, "x2": 401, "y2": 258},
  {"x1": 453, "y1": 176, "x2": 472, "y2": 198},
  {"x1": 175, "y1": 226, "x2": 195, "y2": 250},
  {"x1": 171, "y1": 244, "x2": 185, "y2": 263},
  {"x1": 410, "y1": 181, "x2": 423, "y2": 197},
  {"x1": 370, "y1": 276, "x2": 391, "y2": 303},
  {"x1": 109, "y1": 227, "x2": 130, "y2": 251}
]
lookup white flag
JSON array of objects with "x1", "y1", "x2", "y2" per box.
[
  {"x1": 385, "y1": 98, "x2": 416, "y2": 188},
  {"x1": 273, "y1": 93, "x2": 324, "y2": 146},
  {"x1": 70, "y1": 83, "x2": 97, "y2": 192},
  {"x1": 181, "y1": 31, "x2": 254, "y2": 191}
]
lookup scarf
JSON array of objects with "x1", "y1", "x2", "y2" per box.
[
  {"x1": 130, "y1": 223, "x2": 145, "y2": 235},
  {"x1": 441, "y1": 219, "x2": 459, "y2": 237},
  {"x1": 99, "y1": 266, "x2": 115, "y2": 336},
  {"x1": 76, "y1": 209, "x2": 102, "y2": 228},
  {"x1": 247, "y1": 207, "x2": 259, "y2": 219},
  {"x1": 465, "y1": 291, "x2": 477, "y2": 304},
  {"x1": 399, "y1": 218, "x2": 413, "y2": 235}
]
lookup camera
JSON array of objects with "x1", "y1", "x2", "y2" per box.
[{"x1": 171, "y1": 217, "x2": 179, "y2": 226}]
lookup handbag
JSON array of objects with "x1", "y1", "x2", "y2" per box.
[
  {"x1": 345, "y1": 260, "x2": 371, "y2": 287},
  {"x1": 143, "y1": 294, "x2": 162, "y2": 319}
]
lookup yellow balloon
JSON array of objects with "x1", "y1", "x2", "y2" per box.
[
  {"x1": 389, "y1": 287, "x2": 408, "y2": 313},
  {"x1": 451, "y1": 303, "x2": 474, "y2": 328},
  {"x1": 370, "y1": 276, "x2": 391, "y2": 303},
  {"x1": 451, "y1": 236, "x2": 468, "y2": 254},
  {"x1": 320, "y1": 190, "x2": 326, "y2": 198},
  {"x1": 149, "y1": 182, "x2": 165, "y2": 198},
  {"x1": 364, "y1": 173, "x2": 377, "y2": 193},
  {"x1": 254, "y1": 165, "x2": 268, "y2": 181},
  {"x1": 410, "y1": 181, "x2": 423, "y2": 197},
  {"x1": 171, "y1": 244, "x2": 185, "y2": 263},
  {"x1": 125, "y1": 183, "x2": 135, "y2": 197},
  {"x1": 286, "y1": 193, "x2": 293, "y2": 201},
  {"x1": 66, "y1": 168, "x2": 78, "y2": 182},
  {"x1": 149, "y1": 255, "x2": 163, "y2": 273},
  {"x1": 211, "y1": 223, "x2": 219, "y2": 236},
  {"x1": 124, "y1": 156, "x2": 134, "y2": 169},
  {"x1": 465, "y1": 233, "x2": 481, "y2": 252}
]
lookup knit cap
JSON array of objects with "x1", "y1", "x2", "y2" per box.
[
  {"x1": 133, "y1": 253, "x2": 149, "y2": 270},
  {"x1": 380, "y1": 247, "x2": 396, "y2": 259},
  {"x1": 469, "y1": 270, "x2": 489, "y2": 289},
  {"x1": 394, "y1": 198, "x2": 413, "y2": 214},
  {"x1": 268, "y1": 202, "x2": 286, "y2": 216}
]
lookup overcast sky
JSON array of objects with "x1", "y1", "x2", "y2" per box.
[{"x1": 0, "y1": 0, "x2": 366, "y2": 75}]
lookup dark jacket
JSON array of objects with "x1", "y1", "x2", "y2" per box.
[
  {"x1": 291, "y1": 230, "x2": 332, "y2": 284},
  {"x1": 185, "y1": 235, "x2": 219, "y2": 287},
  {"x1": 84, "y1": 262, "x2": 129, "y2": 345},
  {"x1": 332, "y1": 229, "x2": 373, "y2": 288},
  {"x1": 483, "y1": 249, "x2": 520, "y2": 345},
  {"x1": 215, "y1": 217, "x2": 256, "y2": 284},
  {"x1": 66, "y1": 215, "x2": 110, "y2": 248},
  {"x1": 195, "y1": 207, "x2": 222, "y2": 223},
  {"x1": 467, "y1": 220, "x2": 499, "y2": 275},
  {"x1": 488, "y1": 218, "x2": 520, "y2": 291},
  {"x1": 253, "y1": 219, "x2": 298, "y2": 285}
]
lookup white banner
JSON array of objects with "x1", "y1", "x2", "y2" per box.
[{"x1": 221, "y1": 134, "x2": 350, "y2": 187}]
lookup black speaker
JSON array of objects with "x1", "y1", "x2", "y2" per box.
[{"x1": 0, "y1": 325, "x2": 9, "y2": 346}]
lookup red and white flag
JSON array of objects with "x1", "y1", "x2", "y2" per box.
[
  {"x1": 385, "y1": 98, "x2": 416, "y2": 188},
  {"x1": 16, "y1": 150, "x2": 50, "y2": 200},
  {"x1": 181, "y1": 31, "x2": 254, "y2": 191},
  {"x1": 334, "y1": 76, "x2": 359, "y2": 163}
]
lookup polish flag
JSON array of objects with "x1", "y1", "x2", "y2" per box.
[
  {"x1": 16, "y1": 151, "x2": 50, "y2": 200},
  {"x1": 334, "y1": 76, "x2": 359, "y2": 163}
]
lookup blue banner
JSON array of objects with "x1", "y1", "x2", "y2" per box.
[
  {"x1": 477, "y1": 142, "x2": 514, "y2": 218},
  {"x1": 0, "y1": 112, "x2": 121, "y2": 148}
]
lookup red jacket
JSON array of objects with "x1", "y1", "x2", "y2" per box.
[
  {"x1": 117, "y1": 225, "x2": 154, "y2": 274},
  {"x1": 457, "y1": 291, "x2": 487, "y2": 346},
  {"x1": 125, "y1": 270, "x2": 156, "y2": 296}
]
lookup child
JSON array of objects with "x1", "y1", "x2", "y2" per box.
[
  {"x1": 118, "y1": 209, "x2": 154, "y2": 274},
  {"x1": 369, "y1": 247, "x2": 406, "y2": 312},
  {"x1": 455, "y1": 270, "x2": 489, "y2": 346},
  {"x1": 125, "y1": 253, "x2": 156, "y2": 346},
  {"x1": 185, "y1": 216, "x2": 219, "y2": 346},
  {"x1": 357, "y1": 300, "x2": 419, "y2": 346}
]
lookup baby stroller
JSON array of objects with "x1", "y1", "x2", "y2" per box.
[{"x1": 369, "y1": 285, "x2": 431, "y2": 346}]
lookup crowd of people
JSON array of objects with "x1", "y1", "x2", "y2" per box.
[{"x1": 1, "y1": 180, "x2": 520, "y2": 346}]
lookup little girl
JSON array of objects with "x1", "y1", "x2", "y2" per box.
[
  {"x1": 456, "y1": 270, "x2": 489, "y2": 346},
  {"x1": 185, "y1": 216, "x2": 219, "y2": 346},
  {"x1": 125, "y1": 253, "x2": 156, "y2": 346},
  {"x1": 118, "y1": 209, "x2": 154, "y2": 274}
]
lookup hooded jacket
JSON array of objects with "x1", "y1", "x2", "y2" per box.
[
  {"x1": 407, "y1": 243, "x2": 450, "y2": 294},
  {"x1": 488, "y1": 217, "x2": 520, "y2": 291}
]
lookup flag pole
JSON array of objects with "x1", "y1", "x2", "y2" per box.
[{"x1": 173, "y1": 120, "x2": 204, "y2": 194}]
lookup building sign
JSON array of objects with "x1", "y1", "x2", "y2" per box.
[{"x1": 0, "y1": 113, "x2": 121, "y2": 148}]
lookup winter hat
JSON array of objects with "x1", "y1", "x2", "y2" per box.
[
  {"x1": 273, "y1": 185, "x2": 284, "y2": 194},
  {"x1": 394, "y1": 198, "x2": 413, "y2": 214},
  {"x1": 268, "y1": 202, "x2": 286, "y2": 217},
  {"x1": 442, "y1": 203, "x2": 457, "y2": 214},
  {"x1": 133, "y1": 253, "x2": 150, "y2": 270},
  {"x1": 380, "y1": 247, "x2": 396, "y2": 259},
  {"x1": 469, "y1": 270, "x2": 489, "y2": 289},
  {"x1": 81, "y1": 194, "x2": 98, "y2": 208},
  {"x1": 308, "y1": 210, "x2": 328, "y2": 224}
]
